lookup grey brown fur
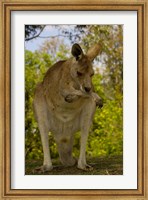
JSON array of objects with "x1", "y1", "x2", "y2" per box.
[{"x1": 33, "y1": 43, "x2": 103, "y2": 171}]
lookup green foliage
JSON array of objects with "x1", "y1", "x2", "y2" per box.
[
  {"x1": 86, "y1": 73, "x2": 123, "y2": 157},
  {"x1": 25, "y1": 25, "x2": 123, "y2": 161},
  {"x1": 88, "y1": 99, "x2": 123, "y2": 156},
  {"x1": 25, "y1": 50, "x2": 53, "y2": 159}
]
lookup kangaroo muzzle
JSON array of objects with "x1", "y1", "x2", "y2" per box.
[{"x1": 84, "y1": 86, "x2": 91, "y2": 93}]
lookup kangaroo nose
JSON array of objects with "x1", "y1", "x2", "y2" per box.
[{"x1": 84, "y1": 87, "x2": 91, "y2": 93}]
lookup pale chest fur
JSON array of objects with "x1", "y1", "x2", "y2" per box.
[{"x1": 46, "y1": 93, "x2": 87, "y2": 123}]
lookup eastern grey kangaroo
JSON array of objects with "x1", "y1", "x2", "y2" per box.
[{"x1": 33, "y1": 43, "x2": 103, "y2": 171}]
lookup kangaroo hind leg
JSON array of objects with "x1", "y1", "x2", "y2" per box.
[
  {"x1": 78, "y1": 98, "x2": 96, "y2": 171},
  {"x1": 33, "y1": 83, "x2": 53, "y2": 172}
]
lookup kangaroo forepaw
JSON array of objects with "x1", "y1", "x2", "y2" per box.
[
  {"x1": 92, "y1": 93, "x2": 103, "y2": 108},
  {"x1": 96, "y1": 99, "x2": 103, "y2": 108},
  {"x1": 65, "y1": 94, "x2": 79, "y2": 103}
]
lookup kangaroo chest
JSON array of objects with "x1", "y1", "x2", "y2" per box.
[{"x1": 47, "y1": 97, "x2": 85, "y2": 123}]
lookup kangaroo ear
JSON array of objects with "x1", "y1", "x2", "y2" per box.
[
  {"x1": 71, "y1": 43, "x2": 83, "y2": 61},
  {"x1": 86, "y1": 43, "x2": 102, "y2": 61}
]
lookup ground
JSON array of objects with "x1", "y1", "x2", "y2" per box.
[{"x1": 25, "y1": 155, "x2": 123, "y2": 175}]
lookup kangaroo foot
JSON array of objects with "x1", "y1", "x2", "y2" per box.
[
  {"x1": 77, "y1": 163, "x2": 93, "y2": 171},
  {"x1": 34, "y1": 165, "x2": 53, "y2": 173}
]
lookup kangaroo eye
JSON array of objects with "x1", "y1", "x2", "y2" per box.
[{"x1": 77, "y1": 71, "x2": 83, "y2": 76}]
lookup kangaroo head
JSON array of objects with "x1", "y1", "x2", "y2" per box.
[{"x1": 70, "y1": 43, "x2": 101, "y2": 93}]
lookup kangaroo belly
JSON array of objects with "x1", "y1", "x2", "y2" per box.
[
  {"x1": 52, "y1": 102, "x2": 83, "y2": 123},
  {"x1": 54, "y1": 108, "x2": 80, "y2": 122},
  {"x1": 48, "y1": 109, "x2": 81, "y2": 134}
]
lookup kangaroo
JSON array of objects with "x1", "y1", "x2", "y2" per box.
[{"x1": 33, "y1": 43, "x2": 103, "y2": 172}]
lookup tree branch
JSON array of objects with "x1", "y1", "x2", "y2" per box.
[
  {"x1": 25, "y1": 26, "x2": 46, "y2": 41},
  {"x1": 38, "y1": 34, "x2": 78, "y2": 39}
]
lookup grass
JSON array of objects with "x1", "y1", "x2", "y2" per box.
[{"x1": 25, "y1": 155, "x2": 123, "y2": 175}]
